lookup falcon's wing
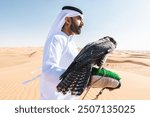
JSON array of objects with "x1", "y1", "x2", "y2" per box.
[
  {"x1": 57, "y1": 63, "x2": 92, "y2": 95},
  {"x1": 56, "y1": 36, "x2": 117, "y2": 96}
]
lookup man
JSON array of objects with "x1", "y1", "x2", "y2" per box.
[
  {"x1": 40, "y1": 6, "x2": 84, "y2": 100},
  {"x1": 41, "y1": 6, "x2": 121, "y2": 100}
]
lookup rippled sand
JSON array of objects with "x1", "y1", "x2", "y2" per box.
[{"x1": 0, "y1": 48, "x2": 150, "y2": 100}]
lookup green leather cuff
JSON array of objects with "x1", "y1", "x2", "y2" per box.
[{"x1": 91, "y1": 67, "x2": 121, "y2": 81}]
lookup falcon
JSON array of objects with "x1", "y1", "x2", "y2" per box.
[{"x1": 56, "y1": 36, "x2": 117, "y2": 96}]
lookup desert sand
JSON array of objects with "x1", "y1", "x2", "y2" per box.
[{"x1": 0, "y1": 47, "x2": 150, "y2": 100}]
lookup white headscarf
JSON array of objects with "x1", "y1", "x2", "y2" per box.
[{"x1": 47, "y1": 9, "x2": 83, "y2": 39}]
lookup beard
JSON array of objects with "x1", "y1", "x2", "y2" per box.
[{"x1": 70, "y1": 18, "x2": 82, "y2": 34}]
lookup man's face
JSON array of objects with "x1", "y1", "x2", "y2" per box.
[{"x1": 70, "y1": 16, "x2": 84, "y2": 34}]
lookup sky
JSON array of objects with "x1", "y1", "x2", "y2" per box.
[{"x1": 0, "y1": 0, "x2": 150, "y2": 50}]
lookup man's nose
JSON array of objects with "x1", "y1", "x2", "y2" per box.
[{"x1": 80, "y1": 19, "x2": 84, "y2": 26}]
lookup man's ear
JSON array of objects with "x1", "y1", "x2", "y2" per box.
[{"x1": 65, "y1": 17, "x2": 71, "y2": 25}]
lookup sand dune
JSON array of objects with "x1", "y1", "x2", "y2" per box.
[
  {"x1": 0, "y1": 48, "x2": 150, "y2": 100},
  {"x1": 0, "y1": 47, "x2": 42, "y2": 100}
]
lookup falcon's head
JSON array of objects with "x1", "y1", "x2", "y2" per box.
[{"x1": 103, "y1": 36, "x2": 117, "y2": 48}]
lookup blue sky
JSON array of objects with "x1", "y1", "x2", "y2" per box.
[{"x1": 0, "y1": 0, "x2": 150, "y2": 50}]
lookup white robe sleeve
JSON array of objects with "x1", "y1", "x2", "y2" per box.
[
  {"x1": 41, "y1": 35, "x2": 78, "y2": 100},
  {"x1": 42, "y1": 35, "x2": 66, "y2": 83}
]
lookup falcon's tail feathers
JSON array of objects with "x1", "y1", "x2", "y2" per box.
[{"x1": 56, "y1": 64, "x2": 92, "y2": 96}]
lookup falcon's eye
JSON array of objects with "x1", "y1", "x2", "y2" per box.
[{"x1": 109, "y1": 38, "x2": 117, "y2": 46}]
